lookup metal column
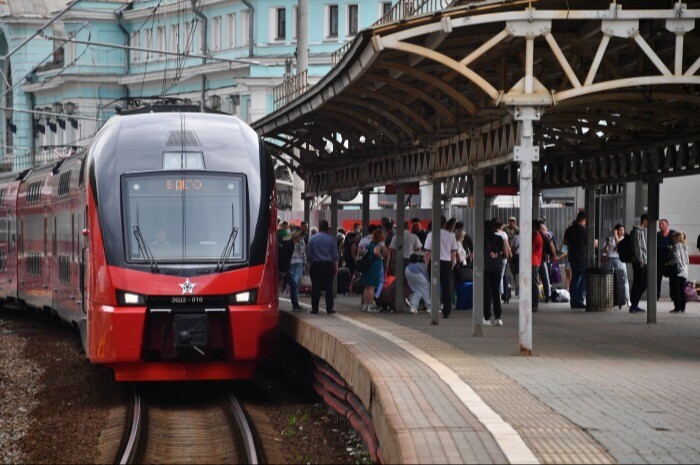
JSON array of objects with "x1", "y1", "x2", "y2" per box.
[
  {"x1": 472, "y1": 173, "x2": 485, "y2": 336},
  {"x1": 303, "y1": 196, "x2": 310, "y2": 227},
  {"x1": 647, "y1": 181, "x2": 660, "y2": 324},
  {"x1": 331, "y1": 195, "x2": 338, "y2": 297},
  {"x1": 362, "y1": 188, "x2": 370, "y2": 234},
  {"x1": 395, "y1": 184, "x2": 405, "y2": 313},
  {"x1": 430, "y1": 178, "x2": 441, "y2": 326},
  {"x1": 585, "y1": 186, "x2": 597, "y2": 266},
  {"x1": 515, "y1": 107, "x2": 539, "y2": 356}
]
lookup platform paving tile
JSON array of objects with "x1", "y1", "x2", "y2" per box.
[
  {"x1": 288, "y1": 294, "x2": 700, "y2": 463},
  {"x1": 281, "y1": 306, "x2": 509, "y2": 463}
]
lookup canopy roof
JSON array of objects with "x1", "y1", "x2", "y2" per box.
[{"x1": 254, "y1": 0, "x2": 700, "y2": 196}]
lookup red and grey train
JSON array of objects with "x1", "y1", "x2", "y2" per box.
[{"x1": 0, "y1": 105, "x2": 279, "y2": 381}]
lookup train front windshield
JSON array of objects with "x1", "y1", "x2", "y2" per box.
[{"x1": 122, "y1": 173, "x2": 246, "y2": 263}]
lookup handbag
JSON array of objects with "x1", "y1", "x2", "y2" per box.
[
  {"x1": 454, "y1": 263, "x2": 473, "y2": 282},
  {"x1": 549, "y1": 262, "x2": 562, "y2": 284}
]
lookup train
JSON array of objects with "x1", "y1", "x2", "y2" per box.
[{"x1": 0, "y1": 104, "x2": 279, "y2": 381}]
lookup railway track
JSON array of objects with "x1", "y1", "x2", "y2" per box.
[{"x1": 116, "y1": 384, "x2": 260, "y2": 464}]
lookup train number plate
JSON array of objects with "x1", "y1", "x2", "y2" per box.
[{"x1": 173, "y1": 314, "x2": 208, "y2": 348}]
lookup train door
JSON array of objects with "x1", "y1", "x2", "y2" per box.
[{"x1": 78, "y1": 204, "x2": 89, "y2": 348}]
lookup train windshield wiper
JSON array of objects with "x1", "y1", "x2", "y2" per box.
[
  {"x1": 133, "y1": 225, "x2": 160, "y2": 273},
  {"x1": 216, "y1": 205, "x2": 238, "y2": 272}
]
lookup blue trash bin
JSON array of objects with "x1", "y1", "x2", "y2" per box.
[{"x1": 456, "y1": 281, "x2": 473, "y2": 310}]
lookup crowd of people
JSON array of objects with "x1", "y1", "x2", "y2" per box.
[{"x1": 277, "y1": 212, "x2": 697, "y2": 321}]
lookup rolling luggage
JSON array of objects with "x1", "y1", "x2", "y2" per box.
[
  {"x1": 501, "y1": 273, "x2": 512, "y2": 304},
  {"x1": 456, "y1": 281, "x2": 473, "y2": 310},
  {"x1": 336, "y1": 267, "x2": 352, "y2": 295},
  {"x1": 613, "y1": 268, "x2": 627, "y2": 309}
]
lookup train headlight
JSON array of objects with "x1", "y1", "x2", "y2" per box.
[
  {"x1": 229, "y1": 289, "x2": 258, "y2": 305},
  {"x1": 116, "y1": 290, "x2": 146, "y2": 306}
]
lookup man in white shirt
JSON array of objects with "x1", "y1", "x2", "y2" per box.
[
  {"x1": 389, "y1": 221, "x2": 423, "y2": 260},
  {"x1": 424, "y1": 216, "x2": 457, "y2": 318}
]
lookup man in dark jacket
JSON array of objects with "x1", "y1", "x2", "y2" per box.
[{"x1": 563, "y1": 210, "x2": 588, "y2": 309}]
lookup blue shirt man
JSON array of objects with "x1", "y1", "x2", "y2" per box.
[{"x1": 305, "y1": 220, "x2": 339, "y2": 314}]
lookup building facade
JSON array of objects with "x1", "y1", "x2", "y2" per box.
[{"x1": 0, "y1": 0, "x2": 392, "y2": 209}]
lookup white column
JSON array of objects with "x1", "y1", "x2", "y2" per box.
[
  {"x1": 514, "y1": 107, "x2": 540, "y2": 356},
  {"x1": 291, "y1": 169, "x2": 305, "y2": 212},
  {"x1": 473, "y1": 173, "x2": 485, "y2": 336},
  {"x1": 296, "y1": 0, "x2": 308, "y2": 74}
]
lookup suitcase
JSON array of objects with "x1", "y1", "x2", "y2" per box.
[
  {"x1": 336, "y1": 267, "x2": 352, "y2": 295},
  {"x1": 613, "y1": 268, "x2": 627, "y2": 308},
  {"x1": 377, "y1": 281, "x2": 396, "y2": 311},
  {"x1": 501, "y1": 273, "x2": 512, "y2": 304},
  {"x1": 376, "y1": 278, "x2": 411, "y2": 311},
  {"x1": 456, "y1": 281, "x2": 473, "y2": 310}
]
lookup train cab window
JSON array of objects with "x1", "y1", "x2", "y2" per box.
[
  {"x1": 123, "y1": 173, "x2": 245, "y2": 263},
  {"x1": 162, "y1": 152, "x2": 204, "y2": 170}
]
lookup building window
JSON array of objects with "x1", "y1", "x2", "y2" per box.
[
  {"x1": 275, "y1": 8, "x2": 286, "y2": 41},
  {"x1": 347, "y1": 5, "x2": 359, "y2": 36},
  {"x1": 381, "y1": 1, "x2": 392, "y2": 15},
  {"x1": 157, "y1": 26, "x2": 166, "y2": 58},
  {"x1": 200, "y1": 23, "x2": 206, "y2": 53},
  {"x1": 185, "y1": 22, "x2": 194, "y2": 54},
  {"x1": 130, "y1": 31, "x2": 140, "y2": 63},
  {"x1": 327, "y1": 5, "x2": 339, "y2": 38},
  {"x1": 227, "y1": 13, "x2": 236, "y2": 48},
  {"x1": 212, "y1": 16, "x2": 221, "y2": 51},
  {"x1": 241, "y1": 10, "x2": 250, "y2": 46},
  {"x1": 144, "y1": 29, "x2": 152, "y2": 61},
  {"x1": 170, "y1": 24, "x2": 179, "y2": 51}
]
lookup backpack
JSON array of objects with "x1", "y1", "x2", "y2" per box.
[
  {"x1": 355, "y1": 246, "x2": 375, "y2": 273},
  {"x1": 617, "y1": 231, "x2": 634, "y2": 263},
  {"x1": 484, "y1": 235, "x2": 502, "y2": 272}
]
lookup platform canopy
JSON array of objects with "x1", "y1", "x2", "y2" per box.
[{"x1": 254, "y1": 0, "x2": 700, "y2": 197}]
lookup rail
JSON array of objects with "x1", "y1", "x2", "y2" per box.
[
  {"x1": 117, "y1": 386, "x2": 143, "y2": 465},
  {"x1": 272, "y1": 69, "x2": 309, "y2": 110},
  {"x1": 227, "y1": 391, "x2": 259, "y2": 464}
]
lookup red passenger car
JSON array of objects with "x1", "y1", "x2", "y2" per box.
[{"x1": 0, "y1": 105, "x2": 279, "y2": 381}]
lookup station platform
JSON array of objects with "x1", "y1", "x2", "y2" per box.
[{"x1": 279, "y1": 292, "x2": 700, "y2": 464}]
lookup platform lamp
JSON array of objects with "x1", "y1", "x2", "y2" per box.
[
  {"x1": 45, "y1": 106, "x2": 57, "y2": 133},
  {"x1": 53, "y1": 102, "x2": 65, "y2": 130},
  {"x1": 3, "y1": 106, "x2": 16, "y2": 133},
  {"x1": 34, "y1": 107, "x2": 46, "y2": 134},
  {"x1": 209, "y1": 94, "x2": 221, "y2": 110},
  {"x1": 64, "y1": 101, "x2": 78, "y2": 129}
]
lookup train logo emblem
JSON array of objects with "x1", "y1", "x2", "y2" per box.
[{"x1": 179, "y1": 279, "x2": 196, "y2": 295}]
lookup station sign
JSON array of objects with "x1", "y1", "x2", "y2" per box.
[
  {"x1": 484, "y1": 163, "x2": 519, "y2": 196},
  {"x1": 385, "y1": 183, "x2": 420, "y2": 195}
]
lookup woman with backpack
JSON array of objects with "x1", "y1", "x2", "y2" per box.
[
  {"x1": 603, "y1": 224, "x2": 631, "y2": 307},
  {"x1": 360, "y1": 229, "x2": 386, "y2": 312}
]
